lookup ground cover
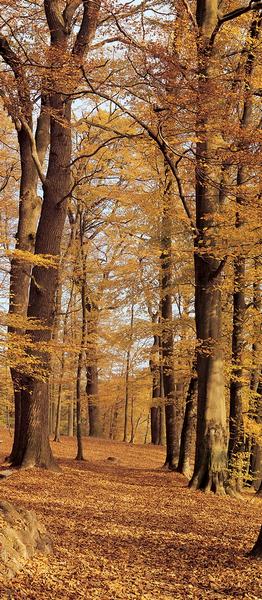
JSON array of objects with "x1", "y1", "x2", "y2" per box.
[{"x1": 0, "y1": 429, "x2": 261, "y2": 599}]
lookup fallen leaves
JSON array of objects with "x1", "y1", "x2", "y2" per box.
[{"x1": 0, "y1": 430, "x2": 261, "y2": 599}]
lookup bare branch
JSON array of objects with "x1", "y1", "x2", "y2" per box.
[
  {"x1": 19, "y1": 117, "x2": 46, "y2": 184},
  {"x1": 219, "y1": 2, "x2": 261, "y2": 23}
]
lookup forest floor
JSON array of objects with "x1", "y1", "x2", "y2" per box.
[{"x1": 0, "y1": 429, "x2": 261, "y2": 600}]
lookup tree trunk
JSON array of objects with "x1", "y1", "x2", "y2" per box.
[
  {"x1": 159, "y1": 370, "x2": 165, "y2": 446},
  {"x1": 228, "y1": 253, "x2": 246, "y2": 493},
  {"x1": 161, "y1": 163, "x2": 178, "y2": 469},
  {"x1": 177, "y1": 372, "x2": 197, "y2": 478},
  {"x1": 190, "y1": 0, "x2": 228, "y2": 493},
  {"x1": 67, "y1": 400, "x2": 74, "y2": 437},
  {"x1": 87, "y1": 365, "x2": 101, "y2": 437},
  {"x1": 250, "y1": 378, "x2": 262, "y2": 490},
  {"x1": 7, "y1": 0, "x2": 101, "y2": 470},
  {"x1": 249, "y1": 258, "x2": 262, "y2": 489},
  {"x1": 53, "y1": 383, "x2": 62, "y2": 443},
  {"x1": 8, "y1": 103, "x2": 49, "y2": 462},
  {"x1": 151, "y1": 406, "x2": 160, "y2": 445},
  {"x1": 150, "y1": 327, "x2": 161, "y2": 445},
  {"x1": 228, "y1": 18, "x2": 259, "y2": 495},
  {"x1": 123, "y1": 303, "x2": 134, "y2": 442},
  {"x1": 249, "y1": 525, "x2": 262, "y2": 558},
  {"x1": 11, "y1": 91, "x2": 71, "y2": 468},
  {"x1": 76, "y1": 351, "x2": 85, "y2": 461}
]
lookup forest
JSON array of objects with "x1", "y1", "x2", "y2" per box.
[{"x1": 0, "y1": 0, "x2": 261, "y2": 597}]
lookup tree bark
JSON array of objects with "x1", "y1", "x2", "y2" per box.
[
  {"x1": 123, "y1": 303, "x2": 134, "y2": 442},
  {"x1": 177, "y1": 371, "x2": 197, "y2": 478},
  {"x1": 76, "y1": 351, "x2": 85, "y2": 460},
  {"x1": 150, "y1": 325, "x2": 161, "y2": 445},
  {"x1": 8, "y1": 103, "x2": 49, "y2": 462},
  {"x1": 190, "y1": 0, "x2": 227, "y2": 493},
  {"x1": 11, "y1": 85, "x2": 71, "y2": 467},
  {"x1": 161, "y1": 162, "x2": 178, "y2": 469},
  {"x1": 249, "y1": 525, "x2": 262, "y2": 558},
  {"x1": 87, "y1": 364, "x2": 101, "y2": 437},
  {"x1": 10, "y1": 0, "x2": 101, "y2": 468},
  {"x1": 228, "y1": 17, "x2": 260, "y2": 495}
]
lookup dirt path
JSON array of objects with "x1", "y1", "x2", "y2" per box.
[{"x1": 0, "y1": 430, "x2": 261, "y2": 599}]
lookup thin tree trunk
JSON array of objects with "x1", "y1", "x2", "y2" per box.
[
  {"x1": 123, "y1": 303, "x2": 134, "y2": 442},
  {"x1": 161, "y1": 162, "x2": 178, "y2": 469},
  {"x1": 67, "y1": 401, "x2": 74, "y2": 437},
  {"x1": 76, "y1": 351, "x2": 84, "y2": 460},
  {"x1": 177, "y1": 371, "x2": 197, "y2": 478},
  {"x1": 129, "y1": 396, "x2": 135, "y2": 443},
  {"x1": 85, "y1": 294, "x2": 101, "y2": 438},
  {"x1": 150, "y1": 326, "x2": 161, "y2": 445},
  {"x1": 144, "y1": 411, "x2": 150, "y2": 444},
  {"x1": 159, "y1": 368, "x2": 165, "y2": 445},
  {"x1": 53, "y1": 382, "x2": 62, "y2": 443},
  {"x1": 87, "y1": 365, "x2": 101, "y2": 437},
  {"x1": 249, "y1": 258, "x2": 262, "y2": 489}
]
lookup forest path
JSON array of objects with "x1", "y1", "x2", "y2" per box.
[{"x1": 0, "y1": 430, "x2": 261, "y2": 599}]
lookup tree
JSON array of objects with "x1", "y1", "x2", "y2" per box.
[
  {"x1": 9, "y1": 0, "x2": 102, "y2": 468},
  {"x1": 189, "y1": 0, "x2": 262, "y2": 493},
  {"x1": 228, "y1": 16, "x2": 261, "y2": 495}
]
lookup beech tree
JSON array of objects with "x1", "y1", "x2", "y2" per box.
[{"x1": 0, "y1": 0, "x2": 102, "y2": 468}]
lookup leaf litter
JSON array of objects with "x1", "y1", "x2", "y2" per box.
[{"x1": 0, "y1": 430, "x2": 260, "y2": 600}]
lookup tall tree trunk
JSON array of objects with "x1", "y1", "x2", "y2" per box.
[
  {"x1": 249, "y1": 258, "x2": 262, "y2": 490},
  {"x1": 53, "y1": 282, "x2": 73, "y2": 442},
  {"x1": 9, "y1": 0, "x2": 101, "y2": 468},
  {"x1": 161, "y1": 163, "x2": 178, "y2": 469},
  {"x1": 76, "y1": 350, "x2": 85, "y2": 460},
  {"x1": 228, "y1": 18, "x2": 260, "y2": 495},
  {"x1": 67, "y1": 400, "x2": 74, "y2": 437},
  {"x1": 177, "y1": 371, "x2": 197, "y2": 478},
  {"x1": 12, "y1": 93, "x2": 71, "y2": 468},
  {"x1": 250, "y1": 378, "x2": 262, "y2": 491},
  {"x1": 87, "y1": 364, "x2": 101, "y2": 437},
  {"x1": 85, "y1": 296, "x2": 101, "y2": 438},
  {"x1": 8, "y1": 102, "x2": 49, "y2": 462},
  {"x1": 150, "y1": 324, "x2": 161, "y2": 445},
  {"x1": 190, "y1": 0, "x2": 227, "y2": 493},
  {"x1": 123, "y1": 303, "x2": 134, "y2": 442}
]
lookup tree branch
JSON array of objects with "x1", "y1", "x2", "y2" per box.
[
  {"x1": 63, "y1": 0, "x2": 82, "y2": 31},
  {"x1": 219, "y1": 2, "x2": 262, "y2": 23},
  {"x1": 81, "y1": 69, "x2": 198, "y2": 235},
  {"x1": 44, "y1": 0, "x2": 67, "y2": 41},
  {"x1": 73, "y1": 0, "x2": 102, "y2": 57},
  {"x1": 19, "y1": 117, "x2": 46, "y2": 184},
  {"x1": 0, "y1": 34, "x2": 20, "y2": 76}
]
